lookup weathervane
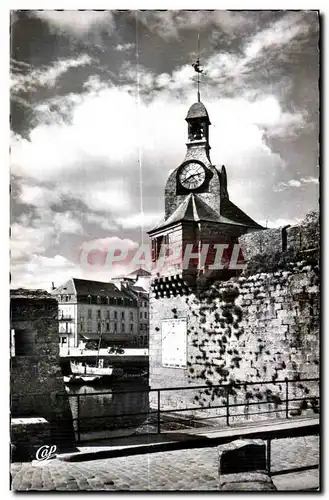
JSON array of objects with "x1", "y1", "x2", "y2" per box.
[{"x1": 192, "y1": 34, "x2": 203, "y2": 102}]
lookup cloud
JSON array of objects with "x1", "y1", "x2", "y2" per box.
[
  {"x1": 85, "y1": 213, "x2": 118, "y2": 232},
  {"x1": 115, "y1": 43, "x2": 135, "y2": 52},
  {"x1": 11, "y1": 65, "x2": 304, "y2": 229},
  {"x1": 300, "y1": 176, "x2": 319, "y2": 184},
  {"x1": 53, "y1": 212, "x2": 83, "y2": 234},
  {"x1": 243, "y1": 12, "x2": 311, "y2": 61},
  {"x1": 274, "y1": 176, "x2": 319, "y2": 192},
  {"x1": 11, "y1": 54, "x2": 93, "y2": 93},
  {"x1": 11, "y1": 222, "x2": 52, "y2": 261},
  {"x1": 11, "y1": 209, "x2": 83, "y2": 264},
  {"x1": 116, "y1": 212, "x2": 163, "y2": 230},
  {"x1": 18, "y1": 183, "x2": 62, "y2": 207},
  {"x1": 77, "y1": 236, "x2": 140, "y2": 277},
  {"x1": 259, "y1": 217, "x2": 303, "y2": 228},
  {"x1": 33, "y1": 10, "x2": 115, "y2": 36},
  {"x1": 11, "y1": 254, "x2": 81, "y2": 291},
  {"x1": 136, "y1": 10, "x2": 254, "y2": 40}
]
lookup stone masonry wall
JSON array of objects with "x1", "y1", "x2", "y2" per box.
[
  {"x1": 10, "y1": 290, "x2": 75, "y2": 451},
  {"x1": 240, "y1": 210, "x2": 319, "y2": 260},
  {"x1": 149, "y1": 211, "x2": 320, "y2": 423}
]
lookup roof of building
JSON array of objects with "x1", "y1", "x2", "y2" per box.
[
  {"x1": 150, "y1": 193, "x2": 249, "y2": 232},
  {"x1": 220, "y1": 198, "x2": 264, "y2": 230},
  {"x1": 150, "y1": 192, "x2": 264, "y2": 233},
  {"x1": 131, "y1": 285, "x2": 148, "y2": 294},
  {"x1": 186, "y1": 101, "x2": 210, "y2": 121},
  {"x1": 11, "y1": 288, "x2": 55, "y2": 300},
  {"x1": 127, "y1": 269, "x2": 151, "y2": 278},
  {"x1": 72, "y1": 278, "x2": 128, "y2": 298}
]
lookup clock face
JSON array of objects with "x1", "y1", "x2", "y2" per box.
[{"x1": 179, "y1": 162, "x2": 206, "y2": 190}]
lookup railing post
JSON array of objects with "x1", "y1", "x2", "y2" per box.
[
  {"x1": 157, "y1": 390, "x2": 161, "y2": 434},
  {"x1": 285, "y1": 379, "x2": 289, "y2": 419},
  {"x1": 266, "y1": 438, "x2": 271, "y2": 476},
  {"x1": 226, "y1": 388, "x2": 230, "y2": 426},
  {"x1": 76, "y1": 394, "x2": 80, "y2": 443}
]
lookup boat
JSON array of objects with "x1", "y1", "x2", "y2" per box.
[
  {"x1": 70, "y1": 360, "x2": 114, "y2": 377},
  {"x1": 68, "y1": 323, "x2": 116, "y2": 383}
]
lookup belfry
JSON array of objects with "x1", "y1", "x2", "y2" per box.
[
  {"x1": 148, "y1": 64, "x2": 264, "y2": 388},
  {"x1": 148, "y1": 97, "x2": 263, "y2": 292}
]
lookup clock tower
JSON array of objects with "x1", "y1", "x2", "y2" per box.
[{"x1": 148, "y1": 99, "x2": 263, "y2": 294}]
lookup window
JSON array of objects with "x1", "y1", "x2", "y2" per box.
[
  {"x1": 114, "y1": 311, "x2": 117, "y2": 320},
  {"x1": 113, "y1": 323, "x2": 117, "y2": 332},
  {"x1": 130, "y1": 324, "x2": 134, "y2": 333},
  {"x1": 106, "y1": 310, "x2": 110, "y2": 319},
  {"x1": 61, "y1": 337, "x2": 67, "y2": 344},
  {"x1": 97, "y1": 309, "x2": 101, "y2": 318},
  {"x1": 65, "y1": 322, "x2": 69, "y2": 333},
  {"x1": 121, "y1": 324, "x2": 125, "y2": 332},
  {"x1": 65, "y1": 295, "x2": 69, "y2": 302},
  {"x1": 88, "y1": 295, "x2": 91, "y2": 304},
  {"x1": 144, "y1": 312, "x2": 147, "y2": 319},
  {"x1": 97, "y1": 322, "x2": 101, "y2": 332},
  {"x1": 88, "y1": 309, "x2": 92, "y2": 319},
  {"x1": 130, "y1": 311, "x2": 133, "y2": 320},
  {"x1": 121, "y1": 311, "x2": 125, "y2": 320},
  {"x1": 106, "y1": 297, "x2": 109, "y2": 305},
  {"x1": 106, "y1": 322, "x2": 110, "y2": 332},
  {"x1": 57, "y1": 295, "x2": 61, "y2": 302},
  {"x1": 80, "y1": 322, "x2": 84, "y2": 332},
  {"x1": 140, "y1": 311, "x2": 143, "y2": 319},
  {"x1": 12, "y1": 329, "x2": 36, "y2": 356}
]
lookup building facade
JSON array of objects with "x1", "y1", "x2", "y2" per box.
[
  {"x1": 52, "y1": 278, "x2": 139, "y2": 352},
  {"x1": 111, "y1": 270, "x2": 150, "y2": 348},
  {"x1": 52, "y1": 275, "x2": 149, "y2": 352}
]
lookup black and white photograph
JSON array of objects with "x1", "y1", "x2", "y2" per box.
[{"x1": 9, "y1": 8, "x2": 320, "y2": 492}]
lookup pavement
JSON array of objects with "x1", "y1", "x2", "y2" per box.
[
  {"x1": 11, "y1": 435, "x2": 319, "y2": 491},
  {"x1": 57, "y1": 415, "x2": 319, "y2": 462}
]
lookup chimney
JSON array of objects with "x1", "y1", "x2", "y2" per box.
[{"x1": 51, "y1": 281, "x2": 55, "y2": 290}]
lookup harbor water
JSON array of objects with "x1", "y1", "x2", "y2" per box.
[{"x1": 65, "y1": 379, "x2": 152, "y2": 440}]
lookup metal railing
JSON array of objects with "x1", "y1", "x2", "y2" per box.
[
  {"x1": 62, "y1": 377, "x2": 319, "y2": 444},
  {"x1": 265, "y1": 434, "x2": 319, "y2": 479}
]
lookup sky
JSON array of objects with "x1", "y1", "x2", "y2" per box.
[{"x1": 10, "y1": 10, "x2": 320, "y2": 290}]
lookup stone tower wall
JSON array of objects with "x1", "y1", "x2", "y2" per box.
[
  {"x1": 10, "y1": 290, "x2": 75, "y2": 450},
  {"x1": 149, "y1": 211, "x2": 320, "y2": 423}
]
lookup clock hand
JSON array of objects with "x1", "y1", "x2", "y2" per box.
[{"x1": 185, "y1": 172, "x2": 202, "y2": 182}]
